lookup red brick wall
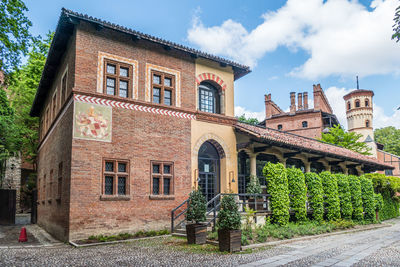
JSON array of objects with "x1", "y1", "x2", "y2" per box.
[
  {"x1": 74, "y1": 22, "x2": 196, "y2": 109},
  {"x1": 377, "y1": 150, "x2": 400, "y2": 177},
  {"x1": 69, "y1": 107, "x2": 192, "y2": 240},
  {"x1": 37, "y1": 103, "x2": 73, "y2": 241},
  {"x1": 265, "y1": 111, "x2": 323, "y2": 139}
]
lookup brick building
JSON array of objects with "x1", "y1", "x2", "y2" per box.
[
  {"x1": 31, "y1": 9, "x2": 392, "y2": 241},
  {"x1": 263, "y1": 84, "x2": 339, "y2": 139}
]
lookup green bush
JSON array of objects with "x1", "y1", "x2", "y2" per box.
[
  {"x1": 186, "y1": 189, "x2": 207, "y2": 223},
  {"x1": 374, "y1": 193, "x2": 383, "y2": 212},
  {"x1": 286, "y1": 167, "x2": 307, "y2": 222},
  {"x1": 348, "y1": 175, "x2": 363, "y2": 221},
  {"x1": 217, "y1": 195, "x2": 241, "y2": 230},
  {"x1": 359, "y1": 175, "x2": 376, "y2": 222},
  {"x1": 335, "y1": 174, "x2": 353, "y2": 220},
  {"x1": 305, "y1": 172, "x2": 324, "y2": 222},
  {"x1": 320, "y1": 171, "x2": 341, "y2": 221},
  {"x1": 246, "y1": 174, "x2": 262, "y2": 195},
  {"x1": 263, "y1": 162, "x2": 290, "y2": 225}
]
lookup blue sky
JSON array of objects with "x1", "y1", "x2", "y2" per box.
[{"x1": 25, "y1": 0, "x2": 400, "y2": 129}]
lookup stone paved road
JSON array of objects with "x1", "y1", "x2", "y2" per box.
[{"x1": 1, "y1": 219, "x2": 400, "y2": 267}]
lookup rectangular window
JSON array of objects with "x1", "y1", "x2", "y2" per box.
[
  {"x1": 52, "y1": 92, "x2": 57, "y2": 120},
  {"x1": 61, "y1": 71, "x2": 67, "y2": 104},
  {"x1": 45, "y1": 107, "x2": 49, "y2": 132},
  {"x1": 104, "y1": 60, "x2": 132, "y2": 98},
  {"x1": 57, "y1": 162, "x2": 63, "y2": 200},
  {"x1": 151, "y1": 161, "x2": 173, "y2": 196},
  {"x1": 103, "y1": 159, "x2": 129, "y2": 196},
  {"x1": 151, "y1": 71, "x2": 175, "y2": 106}
]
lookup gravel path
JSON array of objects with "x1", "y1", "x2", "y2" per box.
[{"x1": 1, "y1": 219, "x2": 400, "y2": 267}]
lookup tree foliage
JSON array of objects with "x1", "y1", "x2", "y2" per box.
[
  {"x1": 335, "y1": 174, "x2": 353, "y2": 220},
  {"x1": 305, "y1": 172, "x2": 324, "y2": 222},
  {"x1": 0, "y1": 0, "x2": 32, "y2": 73},
  {"x1": 320, "y1": 171, "x2": 341, "y2": 221},
  {"x1": 320, "y1": 125, "x2": 371, "y2": 155},
  {"x1": 216, "y1": 195, "x2": 241, "y2": 230},
  {"x1": 348, "y1": 175, "x2": 363, "y2": 221},
  {"x1": 7, "y1": 33, "x2": 52, "y2": 167},
  {"x1": 374, "y1": 126, "x2": 400, "y2": 157},
  {"x1": 246, "y1": 174, "x2": 262, "y2": 195},
  {"x1": 237, "y1": 114, "x2": 260, "y2": 125},
  {"x1": 393, "y1": 4, "x2": 400, "y2": 43},
  {"x1": 186, "y1": 189, "x2": 207, "y2": 224},
  {"x1": 263, "y1": 162, "x2": 290, "y2": 225},
  {"x1": 286, "y1": 167, "x2": 307, "y2": 222}
]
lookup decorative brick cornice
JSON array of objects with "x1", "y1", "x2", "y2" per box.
[{"x1": 196, "y1": 73, "x2": 227, "y2": 91}]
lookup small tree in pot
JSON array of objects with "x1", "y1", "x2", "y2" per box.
[
  {"x1": 186, "y1": 189, "x2": 207, "y2": 244},
  {"x1": 217, "y1": 195, "x2": 242, "y2": 252},
  {"x1": 246, "y1": 175, "x2": 263, "y2": 211}
]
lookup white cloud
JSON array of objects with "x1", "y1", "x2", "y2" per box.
[
  {"x1": 187, "y1": 0, "x2": 400, "y2": 79},
  {"x1": 235, "y1": 106, "x2": 265, "y2": 122}
]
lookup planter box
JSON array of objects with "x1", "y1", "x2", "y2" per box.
[
  {"x1": 218, "y1": 229, "x2": 241, "y2": 252},
  {"x1": 186, "y1": 223, "x2": 207, "y2": 244}
]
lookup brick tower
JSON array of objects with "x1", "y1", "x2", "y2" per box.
[{"x1": 343, "y1": 89, "x2": 377, "y2": 157}]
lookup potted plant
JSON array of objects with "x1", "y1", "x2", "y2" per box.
[
  {"x1": 246, "y1": 175, "x2": 264, "y2": 211},
  {"x1": 217, "y1": 195, "x2": 242, "y2": 252},
  {"x1": 185, "y1": 189, "x2": 207, "y2": 244}
]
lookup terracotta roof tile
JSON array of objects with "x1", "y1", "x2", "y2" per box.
[{"x1": 235, "y1": 122, "x2": 393, "y2": 170}]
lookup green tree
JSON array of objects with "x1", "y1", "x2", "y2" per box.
[
  {"x1": 7, "y1": 33, "x2": 52, "y2": 168},
  {"x1": 0, "y1": 0, "x2": 32, "y2": 73},
  {"x1": 286, "y1": 167, "x2": 307, "y2": 222},
  {"x1": 237, "y1": 114, "x2": 260, "y2": 125},
  {"x1": 393, "y1": 4, "x2": 400, "y2": 42},
  {"x1": 186, "y1": 189, "x2": 206, "y2": 224},
  {"x1": 320, "y1": 125, "x2": 371, "y2": 155},
  {"x1": 0, "y1": 88, "x2": 21, "y2": 182},
  {"x1": 374, "y1": 126, "x2": 400, "y2": 157}
]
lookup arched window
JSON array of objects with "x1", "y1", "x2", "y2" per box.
[
  {"x1": 347, "y1": 101, "x2": 351, "y2": 110},
  {"x1": 277, "y1": 124, "x2": 283, "y2": 130},
  {"x1": 366, "y1": 120, "x2": 370, "y2": 128},
  {"x1": 355, "y1": 99, "x2": 360, "y2": 108},
  {"x1": 365, "y1": 99, "x2": 369, "y2": 107},
  {"x1": 198, "y1": 82, "x2": 220, "y2": 114},
  {"x1": 302, "y1": 121, "x2": 308, "y2": 128}
]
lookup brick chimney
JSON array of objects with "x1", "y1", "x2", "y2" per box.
[
  {"x1": 303, "y1": 92, "x2": 308, "y2": 109},
  {"x1": 290, "y1": 92, "x2": 296, "y2": 114},
  {"x1": 297, "y1": 93, "x2": 303, "y2": 110},
  {"x1": 313, "y1": 84, "x2": 322, "y2": 111},
  {"x1": 265, "y1": 93, "x2": 272, "y2": 119}
]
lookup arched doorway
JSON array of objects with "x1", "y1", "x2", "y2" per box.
[{"x1": 198, "y1": 141, "x2": 221, "y2": 202}]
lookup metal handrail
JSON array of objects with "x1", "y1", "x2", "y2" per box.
[{"x1": 170, "y1": 198, "x2": 189, "y2": 233}]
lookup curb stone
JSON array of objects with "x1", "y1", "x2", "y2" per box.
[{"x1": 69, "y1": 234, "x2": 172, "y2": 248}]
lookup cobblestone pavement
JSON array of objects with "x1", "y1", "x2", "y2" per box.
[{"x1": 1, "y1": 219, "x2": 400, "y2": 267}]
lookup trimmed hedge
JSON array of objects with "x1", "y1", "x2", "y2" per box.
[
  {"x1": 320, "y1": 171, "x2": 341, "y2": 221},
  {"x1": 359, "y1": 175, "x2": 376, "y2": 222},
  {"x1": 287, "y1": 167, "x2": 307, "y2": 222},
  {"x1": 305, "y1": 172, "x2": 324, "y2": 222},
  {"x1": 217, "y1": 195, "x2": 241, "y2": 230},
  {"x1": 263, "y1": 162, "x2": 290, "y2": 226},
  {"x1": 348, "y1": 175, "x2": 364, "y2": 221},
  {"x1": 335, "y1": 174, "x2": 353, "y2": 220}
]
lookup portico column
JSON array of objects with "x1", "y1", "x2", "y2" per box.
[
  {"x1": 249, "y1": 153, "x2": 257, "y2": 177},
  {"x1": 305, "y1": 162, "x2": 311, "y2": 173}
]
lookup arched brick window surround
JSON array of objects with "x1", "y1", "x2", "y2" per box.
[
  {"x1": 193, "y1": 133, "x2": 230, "y2": 160},
  {"x1": 196, "y1": 73, "x2": 227, "y2": 91}
]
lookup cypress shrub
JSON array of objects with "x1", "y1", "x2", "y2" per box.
[
  {"x1": 320, "y1": 171, "x2": 341, "y2": 221},
  {"x1": 359, "y1": 175, "x2": 376, "y2": 222},
  {"x1": 216, "y1": 195, "x2": 242, "y2": 230},
  {"x1": 304, "y1": 172, "x2": 324, "y2": 222},
  {"x1": 286, "y1": 167, "x2": 307, "y2": 222},
  {"x1": 263, "y1": 162, "x2": 290, "y2": 226},
  {"x1": 348, "y1": 175, "x2": 363, "y2": 221},
  {"x1": 335, "y1": 174, "x2": 353, "y2": 220}
]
